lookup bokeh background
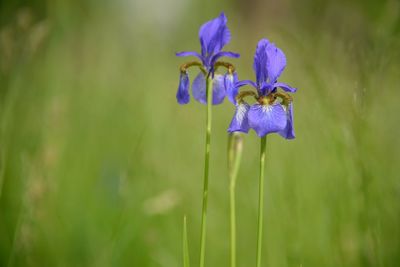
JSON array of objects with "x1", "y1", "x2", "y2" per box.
[{"x1": 0, "y1": 0, "x2": 399, "y2": 266}]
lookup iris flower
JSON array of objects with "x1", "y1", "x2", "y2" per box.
[
  {"x1": 176, "y1": 13, "x2": 240, "y2": 105},
  {"x1": 228, "y1": 39, "x2": 297, "y2": 139}
]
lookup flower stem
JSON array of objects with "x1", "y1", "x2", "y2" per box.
[
  {"x1": 183, "y1": 216, "x2": 191, "y2": 267},
  {"x1": 256, "y1": 136, "x2": 267, "y2": 267},
  {"x1": 228, "y1": 133, "x2": 243, "y2": 267},
  {"x1": 199, "y1": 74, "x2": 213, "y2": 267},
  {"x1": 229, "y1": 184, "x2": 236, "y2": 267}
]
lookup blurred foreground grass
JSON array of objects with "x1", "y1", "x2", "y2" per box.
[{"x1": 0, "y1": 0, "x2": 399, "y2": 266}]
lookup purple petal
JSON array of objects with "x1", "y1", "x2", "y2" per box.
[
  {"x1": 260, "y1": 83, "x2": 274, "y2": 96},
  {"x1": 210, "y1": 51, "x2": 240, "y2": 66},
  {"x1": 225, "y1": 72, "x2": 238, "y2": 104},
  {"x1": 274, "y1": 82, "x2": 297, "y2": 93},
  {"x1": 248, "y1": 103, "x2": 287, "y2": 137},
  {"x1": 279, "y1": 103, "x2": 295, "y2": 139},
  {"x1": 265, "y1": 42, "x2": 286, "y2": 83},
  {"x1": 253, "y1": 39, "x2": 287, "y2": 85},
  {"x1": 199, "y1": 13, "x2": 231, "y2": 58},
  {"x1": 176, "y1": 72, "x2": 190, "y2": 104},
  {"x1": 176, "y1": 51, "x2": 203, "y2": 61},
  {"x1": 253, "y1": 39, "x2": 270, "y2": 86},
  {"x1": 192, "y1": 72, "x2": 226, "y2": 105},
  {"x1": 211, "y1": 75, "x2": 227, "y2": 104},
  {"x1": 235, "y1": 80, "x2": 258, "y2": 89},
  {"x1": 228, "y1": 102, "x2": 250, "y2": 133}
]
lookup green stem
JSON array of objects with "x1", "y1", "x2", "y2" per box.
[
  {"x1": 229, "y1": 184, "x2": 236, "y2": 267},
  {"x1": 256, "y1": 136, "x2": 267, "y2": 267},
  {"x1": 183, "y1": 216, "x2": 191, "y2": 267},
  {"x1": 228, "y1": 133, "x2": 243, "y2": 267},
  {"x1": 199, "y1": 74, "x2": 213, "y2": 267}
]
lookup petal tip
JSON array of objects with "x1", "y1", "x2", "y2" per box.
[
  {"x1": 219, "y1": 12, "x2": 227, "y2": 22},
  {"x1": 177, "y1": 98, "x2": 190, "y2": 105}
]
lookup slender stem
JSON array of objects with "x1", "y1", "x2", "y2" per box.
[
  {"x1": 256, "y1": 136, "x2": 267, "y2": 267},
  {"x1": 199, "y1": 74, "x2": 213, "y2": 267},
  {"x1": 229, "y1": 184, "x2": 236, "y2": 267},
  {"x1": 228, "y1": 133, "x2": 243, "y2": 267},
  {"x1": 183, "y1": 216, "x2": 191, "y2": 267}
]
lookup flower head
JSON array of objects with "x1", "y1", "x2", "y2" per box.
[
  {"x1": 228, "y1": 39, "x2": 297, "y2": 139},
  {"x1": 175, "y1": 13, "x2": 240, "y2": 105}
]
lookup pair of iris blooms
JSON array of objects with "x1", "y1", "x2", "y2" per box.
[{"x1": 176, "y1": 12, "x2": 297, "y2": 139}]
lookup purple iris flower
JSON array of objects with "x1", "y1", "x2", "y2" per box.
[
  {"x1": 228, "y1": 39, "x2": 297, "y2": 139},
  {"x1": 176, "y1": 13, "x2": 240, "y2": 105}
]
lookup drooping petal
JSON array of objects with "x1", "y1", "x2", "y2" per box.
[
  {"x1": 265, "y1": 42, "x2": 286, "y2": 83},
  {"x1": 279, "y1": 103, "x2": 295, "y2": 139},
  {"x1": 253, "y1": 39, "x2": 270, "y2": 86},
  {"x1": 210, "y1": 51, "x2": 240, "y2": 67},
  {"x1": 228, "y1": 102, "x2": 250, "y2": 133},
  {"x1": 248, "y1": 103, "x2": 287, "y2": 137},
  {"x1": 211, "y1": 74, "x2": 227, "y2": 104},
  {"x1": 274, "y1": 82, "x2": 297, "y2": 93},
  {"x1": 176, "y1": 51, "x2": 204, "y2": 62},
  {"x1": 235, "y1": 80, "x2": 258, "y2": 89},
  {"x1": 192, "y1": 72, "x2": 226, "y2": 105},
  {"x1": 199, "y1": 13, "x2": 231, "y2": 58},
  {"x1": 176, "y1": 72, "x2": 190, "y2": 104},
  {"x1": 225, "y1": 72, "x2": 238, "y2": 104}
]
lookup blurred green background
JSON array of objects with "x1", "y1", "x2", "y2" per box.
[{"x1": 0, "y1": 0, "x2": 399, "y2": 266}]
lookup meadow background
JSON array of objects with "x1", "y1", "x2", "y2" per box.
[{"x1": 0, "y1": 0, "x2": 399, "y2": 266}]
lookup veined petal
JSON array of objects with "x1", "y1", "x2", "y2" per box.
[
  {"x1": 248, "y1": 103, "x2": 287, "y2": 137},
  {"x1": 253, "y1": 39, "x2": 270, "y2": 86},
  {"x1": 211, "y1": 74, "x2": 227, "y2": 104},
  {"x1": 210, "y1": 51, "x2": 240, "y2": 66},
  {"x1": 176, "y1": 51, "x2": 203, "y2": 62},
  {"x1": 253, "y1": 39, "x2": 287, "y2": 85},
  {"x1": 274, "y1": 82, "x2": 297, "y2": 93},
  {"x1": 228, "y1": 102, "x2": 250, "y2": 133},
  {"x1": 176, "y1": 72, "x2": 190, "y2": 104},
  {"x1": 199, "y1": 12, "x2": 231, "y2": 58},
  {"x1": 192, "y1": 72, "x2": 226, "y2": 105},
  {"x1": 225, "y1": 72, "x2": 238, "y2": 104},
  {"x1": 266, "y1": 42, "x2": 286, "y2": 83},
  {"x1": 279, "y1": 103, "x2": 295, "y2": 139}
]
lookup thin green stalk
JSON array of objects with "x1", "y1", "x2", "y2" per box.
[
  {"x1": 183, "y1": 216, "x2": 191, "y2": 267},
  {"x1": 228, "y1": 133, "x2": 243, "y2": 267},
  {"x1": 229, "y1": 185, "x2": 236, "y2": 267},
  {"x1": 256, "y1": 136, "x2": 267, "y2": 267},
  {"x1": 199, "y1": 74, "x2": 213, "y2": 267}
]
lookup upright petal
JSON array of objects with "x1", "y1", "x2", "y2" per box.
[
  {"x1": 199, "y1": 13, "x2": 231, "y2": 58},
  {"x1": 266, "y1": 42, "x2": 286, "y2": 83},
  {"x1": 253, "y1": 39, "x2": 270, "y2": 86},
  {"x1": 225, "y1": 71, "x2": 238, "y2": 104},
  {"x1": 228, "y1": 102, "x2": 250, "y2": 133},
  {"x1": 248, "y1": 103, "x2": 287, "y2": 137},
  {"x1": 253, "y1": 39, "x2": 287, "y2": 87},
  {"x1": 192, "y1": 72, "x2": 226, "y2": 105},
  {"x1": 279, "y1": 103, "x2": 295, "y2": 139},
  {"x1": 176, "y1": 72, "x2": 190, "y2": 104}
]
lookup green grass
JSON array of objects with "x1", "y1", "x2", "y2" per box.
[{"x1": 0, "y1": 1, "x2": 399, "y2": 266}]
